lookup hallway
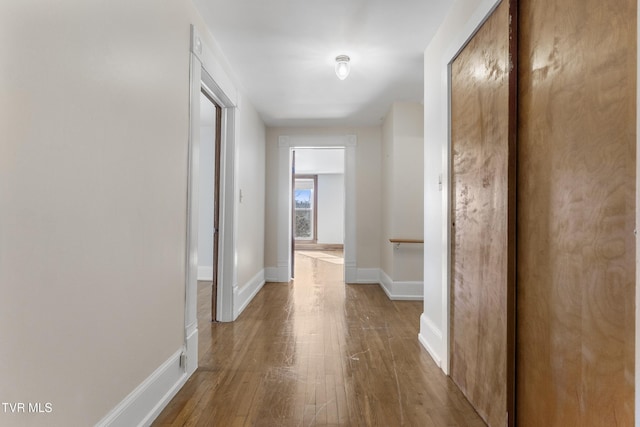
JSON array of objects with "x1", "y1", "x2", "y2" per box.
[{"x1": 153, "y1": 252, "x2": 485, "y2": 426}]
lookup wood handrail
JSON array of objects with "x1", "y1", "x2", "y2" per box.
[{"x1": 389, "y1": 239, "x2": 424, "y2": 244}]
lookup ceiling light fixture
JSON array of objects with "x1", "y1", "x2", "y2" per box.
[{"x1": 335, "y1": 55, "x2": 351, "y2": 80}]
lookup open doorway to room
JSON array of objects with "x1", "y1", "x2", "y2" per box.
[
  {"x1": 184, "y1": 25, "x2": 238, "y2": 377},
  {"x1": 292, "y1": 148, "x2": 345, "y2": 277},
  {"x1": 277, "y1": 134, "x2": 356, "y2": 284}
]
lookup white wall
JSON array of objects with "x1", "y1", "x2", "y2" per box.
[
  {"x1": 421, "y1": 0, "x2": 500, "y2": 370},
  {"x1": 198, "y1": 92, "x2": 216, "y2": 279},
  {"x1": 265, "y1": 127, "x2": 381, "y2": 269},
  {"x1": 392, "y1": 103, "x2": 424, "y2": 241},
  {"x1": 317, "y1": 174, "x2": 345, "y2": 244},
  {"x1": 236, "y1": 93, "x2": 266, "y2": 289},
  {"x1": 0, "y1": 1, "x2": 265, "y2": 425},
  {"x1": 0, "y1": 2, "x2": 188, "y2": 425},
  {"x1": 381, "y1": 102, "x2": 424, "y2": 282},
  {"x1": 382, "y1": 106, "x2": 395, "y2": 275},
  {"x1": 295, "y1": 148, "x2": 345, "y2": 174}
]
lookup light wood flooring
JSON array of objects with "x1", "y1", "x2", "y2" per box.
[{"x1": 153, "y1": 251, "x2": 485, "y2": 426}]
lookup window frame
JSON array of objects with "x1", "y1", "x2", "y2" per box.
[{"x1": 294, "y1": 174, "x2": 318, "y2": 242}]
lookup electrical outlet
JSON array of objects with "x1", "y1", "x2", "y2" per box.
[{"x1": 179, "y1": 352, "x2": 187, "y2": 370}]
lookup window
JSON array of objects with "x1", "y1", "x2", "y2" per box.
[{"x1": 294, "y1": 176, "x2": 317, "y2": 241}]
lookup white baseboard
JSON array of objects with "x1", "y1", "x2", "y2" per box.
[
  {"x1": 379, "y1": 270, "x2": 423, "y2": 300},
  {"x1": 419, "y1": 313, "x2": 444, "y2": 372},
  {"x1": 267, "y1": 264, "x2": 290, "y2": 283},
  {"x1": 264, "y1": 267, "x2": 279, "y2": 282},
  {"x1": 197, "y1": 266, "x2": 213, "y2": 281},
  {"x1": 233, "y1": 269, "x2": 265, "y2": 319},
  {"x1": 354, "y1": 268, "x2": 380, "y2": 284},
  {"x1": 96, "y1": 348, "x2": 190, "y2": 427},
  {"x1": 185, "y1": 323, "x2": 198, "y2": 377},
  {"x1": 379, "y1": 269, "x2": 393, "y2": 295},
  {"x1": 345, "y1": 262, "x2": 358, "y2": 283}
]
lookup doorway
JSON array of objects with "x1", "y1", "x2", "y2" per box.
[
  {"x1": 198, "y1": 89, "x2": 222, "y2": 321},
  {"x1": 292, "y1": 148, "x2": 346, "y2": 277},
  {"x1": 184, "y1": 25, "x2": 239, "y2": 376},
  {"x1": 277, "y1": 136, "x2": 356, "y2": 283}
]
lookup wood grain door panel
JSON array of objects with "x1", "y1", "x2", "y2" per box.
[
  {"x1": 516, "y1": 0, "x2": 636, "y2": 424},
  {"x1": 450, "y1": 1, "x2": 513, "y2": 426}
]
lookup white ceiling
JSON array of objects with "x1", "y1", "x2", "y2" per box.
[{"x1": 193, "y1": 0, "x2": 453, "y2": 127}]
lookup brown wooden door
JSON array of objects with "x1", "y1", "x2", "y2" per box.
[
  {"x1": 202, "y1": 89, "x2": 222, "y2": 322},
  {"x1": 516, "y1": 0, "x2": 636, "y2": 424},
  {"x1": 450, "y1": 1, "x2": 516, "y2": 426},
  {"x1": 211, "y1": 101, "x2": 222, "y2": 322}
]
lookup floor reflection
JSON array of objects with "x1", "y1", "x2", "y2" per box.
[{"x1": 153, "y1": 251, "x2": 485, "y2": 426}]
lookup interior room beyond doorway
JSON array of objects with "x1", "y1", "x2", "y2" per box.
[{"x1": 293, "y1": 148, "x2": 345, "y2": 253}]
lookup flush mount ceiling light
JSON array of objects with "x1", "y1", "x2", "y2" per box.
[{"x1": 335, "y1": 55, "x2": 351, "y2": 80}]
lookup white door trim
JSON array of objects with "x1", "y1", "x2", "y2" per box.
[
  {"x1": 184, "y1": 25, "x2": 238, "y2": 375},
  {"x1": 277, "y1": 135, "x2": 357, "y2": 283}
]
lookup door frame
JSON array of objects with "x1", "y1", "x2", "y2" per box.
[
  {"x1": 276, "y1": 136, "x2": 356, "y2": 283},
  {"x1": 184, "y1": 25, "x2": 238, "y2": 375}
]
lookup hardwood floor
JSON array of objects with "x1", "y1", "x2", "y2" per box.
[{"x1": 153, "y1": 251, "x2": 485, "y2": 426}]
